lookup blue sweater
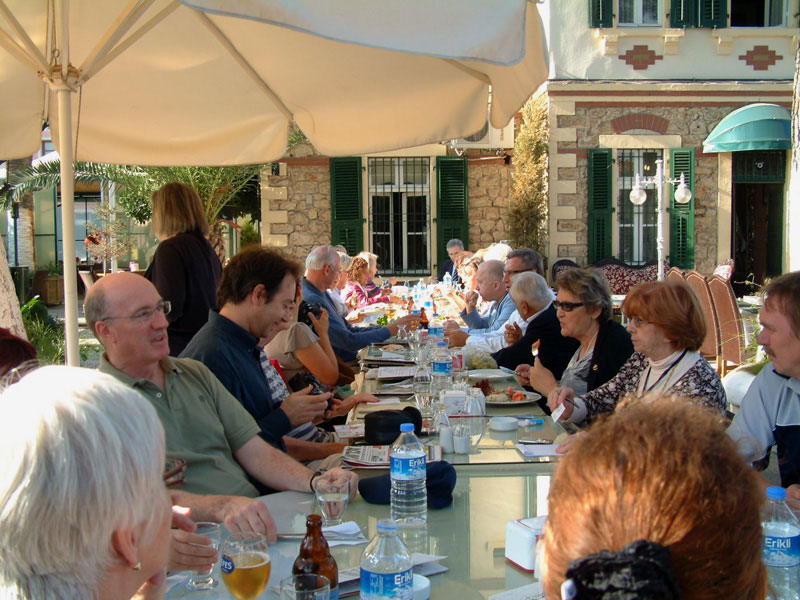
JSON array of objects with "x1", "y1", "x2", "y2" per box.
[{"x1": 301, "y1": 278, "x2": 390, "y2": 361}]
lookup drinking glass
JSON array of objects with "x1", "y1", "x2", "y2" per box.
[
  {"x1": 280, "y1": 574, "x2": 330, "y2": 600},
  {"x1": 220, "y1": 532, "x2": 271, "y2": 600},
  {"x1": 185, "y1": 522, "x2": 221, "y2": 591},
  {"x1": 313, "y1": 476, "x2": 350, "y2": 526},
  {"x1": 415, "y1": 391, "x2": 435, "y2": 420}
]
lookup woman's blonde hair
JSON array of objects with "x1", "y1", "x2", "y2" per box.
[
  {"x1": 347, "y1": 257, "x2": 370, "y2": 283},
  {"x1": 542, "y1": 396, "x2": 766, "y2": 600},
  {"x1": 151, "y1": 182, "x2": 210, "y2": 238}
]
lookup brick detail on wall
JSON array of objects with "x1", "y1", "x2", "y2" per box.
[
  {"x1": 739, "y1": 45, "x2": 783, "y2": 71},
  {"x1": 619, "y1": 45, "x2": 663, "y2": 70},
  {"x1": 611, "y1": 113, "x2": 669, "y2": 134}
]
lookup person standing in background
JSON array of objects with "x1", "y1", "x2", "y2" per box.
[
  {"x1": 438, "y1": 238, "x2": 464, "y2": 284},
  {"x1": 146, "y1": 182, "x2": 221, "y2": 356}
]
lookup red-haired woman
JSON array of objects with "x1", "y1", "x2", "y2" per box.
[{"x1": 549, "y1": 280, "x2": 726, "y2": 422}]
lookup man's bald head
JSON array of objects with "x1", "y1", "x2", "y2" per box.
[{"x1": 84, "y1": 273, "x2": 156, "y2": 340}]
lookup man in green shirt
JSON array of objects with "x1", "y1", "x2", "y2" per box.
[{"x1": 85, "y1": 272, "x2": 358, "y2": 544}]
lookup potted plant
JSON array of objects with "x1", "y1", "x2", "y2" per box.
[{"x1": 32, "y1": 261, "x2": 64, "y2": 306}]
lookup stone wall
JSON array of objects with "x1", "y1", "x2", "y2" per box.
[
  {"x1": 260, "y1": 156, "x2": 332, "y2": 265},
  {"x1": 550, "y1": 100, "x2": 746, "y2": 275},
  {"x1": 260, "y1": 151, "x2": 514, "y2": 264},
  {"x1": 467, "y1": 156, "x2": 512, "y2": 249}
]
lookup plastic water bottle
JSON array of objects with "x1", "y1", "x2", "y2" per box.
[
  {"x1": 443, "y1": 271, "x2": 452, "y2": 289},
  {"x1": 360, "y1": 519, "x2": 413, "y2": 600},
  {"x1": 431, "y1": 341, "x2": 453, "y2": 399},
  {"x1": 763, "y1": 486, "x2": 800, "y2": 600},
  {"x1": 390, "y1": 423, "x2": 427, "y2": 526},
  {"x1": 428, "y1": 313, "x2": 444, "y2": 343}
]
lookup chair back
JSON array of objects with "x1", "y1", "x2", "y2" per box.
[
  {"x1": 551, "y1": 259, "x2": 579, "y2": 285},
  {"x1": 78, "y1": 270, "x2": 96, "y2": 292},
  {"x1": 684, "y1": 270, "x2": 720, "y2": 360},
  {"x1": 708, "y1": 274, "x2": 744, "y2": 374},
  {"x1": 666, "y1": 267, "x2": 685, "y2": 285}
]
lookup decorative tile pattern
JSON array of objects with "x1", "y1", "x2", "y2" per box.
[
  {"x1": 620, "y1": 45, "x2": 663, "y2": 70},
  {"x1": 739, "y1": 45, "x2": 782, "y2": 71}
]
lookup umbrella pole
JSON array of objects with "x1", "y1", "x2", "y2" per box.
[{"x1": 56, "y1": 87, "x2": 80, "y2": 366}]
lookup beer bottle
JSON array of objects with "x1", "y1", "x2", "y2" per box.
[
  {"x1": 406, "y1": 297, "x2": 414, "y2": 312},
  {"x1": 292, "y1": 514, "x2": 339, "y2": 599},
  {"x1": 419, "y1": 307, "x2": 429, "y2": 329}
]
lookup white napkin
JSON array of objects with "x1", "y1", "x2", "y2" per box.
[{"x1": 322, "y1": 521, "x2": 368, "y2": 546}]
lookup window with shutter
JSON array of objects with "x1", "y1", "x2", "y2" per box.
[
  {"x1": 588, "y1": 148, "x2": 614, "y2": 263},
  {"x1": 436, "y1": 156, "x2": 468, "y2": 272},
  {"x1": 330, "y1": 157, "x2": 363, "y2": 256},
  {"x1": 699, "y1": 0, "x2": 726, "y2": 27},
  {"x1": 589, "y1": 0, "x2": 614, "y2": 27},
  {"x1": 669, "y1": 148, "x2": 695, "y2": 269},
  {"x1": 669, "y1": 0, "x2": 698, "y2": 27}
]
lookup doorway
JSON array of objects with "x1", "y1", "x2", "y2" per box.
[{"x1": 731, "y1": 150, "x2": 785, "y2": 295}]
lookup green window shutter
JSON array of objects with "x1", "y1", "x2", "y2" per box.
[
  {"x1": 589, "y1": 0, "x2": 613, "y2": 27},
  {"x1": 698, "y1": 0, "x2": 726, "y2": 27},
  {"x1": 436, "y1": 156, "x2": 468, "y2": 271},
  {"x1": 670, "y1": 0, "x2": 698, "y2": 27},
  {"x1": 587, "y1": 148, "x2": 613, "y2": 264},
  {"x1": 330, "y1": 157, "x2": 363, "y2": 255},
  {"x1": 669, "y1": 148, "x2": 695, "y2": 269}
]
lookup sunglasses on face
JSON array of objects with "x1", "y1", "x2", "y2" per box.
[{"x1": 553, "y1": 300, "x2": 585, "y2": 312}]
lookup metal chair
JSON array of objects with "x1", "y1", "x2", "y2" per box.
[
  {"x1": 684, "y1": 270, "x2": 721, "y2": 368},
  {"x1": 707, "y1": 274, "x2": 745, "y2": 376}
]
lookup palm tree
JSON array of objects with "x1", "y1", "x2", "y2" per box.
[{"x1": 7, "y1": 161, "x2": 263, "y2": 260}]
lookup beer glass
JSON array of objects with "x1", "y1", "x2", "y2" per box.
[
  {"x1": 280, "y1": 574, "x2": 330, "y2": 600},
  {"x1": 220, "y1": 532, "x2": 271, "y2": 600},
  {"x1": 185, "y1": 522, "x2": 221, "y2": 591},
  {"x1": 313, "y1": 476, "x2": 350, "y2": 526}
]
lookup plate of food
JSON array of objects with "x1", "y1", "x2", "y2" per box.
[
  {"x1": 473, "y1": 380, "x2": 541, "y2": 405},
  {"x1": 380, "y1": 343, "x2": 406, "y2": 352},
  {"x1": 468, "y1": 368, "x2": 514, "y2": 380}
]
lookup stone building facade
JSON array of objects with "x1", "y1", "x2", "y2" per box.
[{"x1": 260, "y1": 146, "x2": 514, "y2": 270}]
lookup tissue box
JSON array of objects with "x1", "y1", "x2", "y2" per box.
[{"x1": 505, "y1": 516, "x2": 546, "y2": 571}]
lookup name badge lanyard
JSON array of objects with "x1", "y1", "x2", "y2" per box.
[{"x1": 641, "y1": 349, "x2": 688, "y2": 395}]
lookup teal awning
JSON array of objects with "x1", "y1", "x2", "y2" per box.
[{"x1": 703, "y1": 103, "x2": 791, "y2": 153}]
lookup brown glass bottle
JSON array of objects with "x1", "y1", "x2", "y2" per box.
[
  {"x1": 419, "y1": 307, "x2": 429, "y2": 329},
  {"x1": 292, "y1": 514, "x2": 339, "y2": 599},
  {"x1": 406, "y1": 297, "x2": 414, "y2": 312}
]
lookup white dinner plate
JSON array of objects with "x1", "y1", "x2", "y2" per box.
[
  {"x1": 484, "y1": 391, "x2": 541, "y2": 406},
  {"x1": 468, "y1": 369, "x2": 514, "y2": 380}
]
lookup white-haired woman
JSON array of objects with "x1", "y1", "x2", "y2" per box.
[{"x1": 0, "y1": 366, "x2": 172, "y2": 599}]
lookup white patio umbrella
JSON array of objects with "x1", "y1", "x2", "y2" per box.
[{"x1": 0, "y1": 0, "x2": 549, "y2": 365}]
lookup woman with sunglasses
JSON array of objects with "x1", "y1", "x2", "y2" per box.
[
  {"x1": 518, "y1": 267, "x2": 633, "y2": 405},
  {"x1": 549, "y1": 279, "x2": 726, "y2": 424}
]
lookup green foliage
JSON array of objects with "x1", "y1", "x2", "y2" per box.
[
  {"x1": 238, "y1": 219, "x2": 261, "y2": 247},
  {"x1": 8, "y1": 160, "x2": 263, "y2": 227},
  {"x1": 38, "y1": 261, "x2": 63, "y2": 276},
  {"x1": 507, "y1": 95, "x2": 549, "y2": 257},
  {"x1": 20, "y1": 296, "x2": 88, "y2": 365}
]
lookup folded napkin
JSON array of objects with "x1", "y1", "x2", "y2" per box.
[
  {"x1": 322, "y1": 521, "x2": 368, "y2": 546},
  {"x1": 358, "y1": 461, "x2": 457, "y2": 509}
]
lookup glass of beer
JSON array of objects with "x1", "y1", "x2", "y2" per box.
[{"x1": 220, "y1": 532, "x2": 271, "y2": 600}]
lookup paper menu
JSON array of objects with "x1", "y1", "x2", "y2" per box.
[{"x1": 515, "y1": 443, "x2": 561, "y2": 458}]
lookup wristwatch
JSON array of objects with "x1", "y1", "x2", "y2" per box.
[{"x1": 309, "y1": 469, "x2": 325, "y2": 492}]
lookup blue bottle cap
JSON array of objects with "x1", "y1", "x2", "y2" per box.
[
  {"x1": 377, "y1": 519, "x2": 398, "y2": 531},
  {"x1": 437, "y1": 341, "x2": 446, "y2": 347},
  {"x1": 767, "y1": 486, "x2": 787, "y2": 500},
  {"x1": 400, "y1": 423, "x2": 414, "y2": 432}
]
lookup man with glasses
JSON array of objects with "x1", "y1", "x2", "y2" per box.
[
  {"x1": 445, "y1": 260, "x2": 515, "y2": 347},
  {"x1": 446, "y1": 248, "x2": 547, "y2": 352},
  {"x1": 301, "y1": 245, "x2": 417, "y2": 362},
  {"x1": 85, "y1": 272, "x2": 358, "y2": 541}
]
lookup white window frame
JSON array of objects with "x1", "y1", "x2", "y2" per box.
[
  {"x1": 617, "y1": 0, "x2": 663, "y2": 26},
  {"x1": 367, "y1": 157, "x2": 432, "y2": 276}
]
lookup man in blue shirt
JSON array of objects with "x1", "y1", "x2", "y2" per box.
[
  {"x1": 727, "y1": 271, "x2": 800, "y2": 499},
  {"x1": 446, "y1": 259, "x2": 516, "y2": 347},
  {"x1": 301, "y1": 245, "x2": 417, "y2": 362},
  {"x1": 182, "y1": 246, "x2": 331, "y2": 450}
]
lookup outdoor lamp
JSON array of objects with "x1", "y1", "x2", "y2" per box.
[
  {"x1": 629, "y1": 175, "x2": 648, "y2": 206},
  {"x1": 673, "y1": 173, "x2": 692, "y2": 204}
]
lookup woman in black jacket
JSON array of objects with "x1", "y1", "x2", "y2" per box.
[{"x1": 518, "y1": 267, "x2": 633, "y2": 400}]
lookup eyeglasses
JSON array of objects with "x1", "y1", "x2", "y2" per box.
[
  {"x1": 102, "y1": 300, "x2": 171, "y2": 323},
  {"x1": 553, "y1": 300, "x2": 585, "y2": 312},
  {"x1": 628, "y1": 316, "x2": 649, "y2": 328},
  {"x1": 503, "y1": 268, "x2": 532, "y2": 277}
]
